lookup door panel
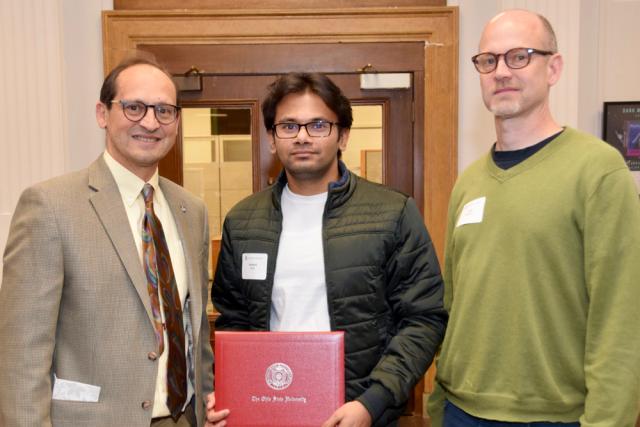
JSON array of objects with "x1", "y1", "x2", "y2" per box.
[
  {"x1": 178, "y1": 75, "x2": 279, "y2": 190},
  {"x1": 332, "y1": 73, "x2": 416, "y2": 198},
  {"x1": 141, "y1": 43, "x2": 424, "y2": 75},
  {"x1": 182, "y1": 107, "x2": 254, "y2": 239},
  {"x1": 170, "y1": 73, "x2": 416, "y2": 196}
]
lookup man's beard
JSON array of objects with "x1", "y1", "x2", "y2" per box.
[
  {"x1": 490, "y1": 98, "x2": 522, "y2": 117},
  {"x1": 286, "y1": 162, "x2": 331, "y2": 181}
]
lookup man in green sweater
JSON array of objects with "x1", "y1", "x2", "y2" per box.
[{"x1": 428, "y1": 9, "x2": 640, "y2": 427}]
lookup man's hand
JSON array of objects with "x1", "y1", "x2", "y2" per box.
[
  {"x1": 204, "y1": 392, "x2": 230, "y2": 427},
  {"x1": 321, "y1": 401, "x2": 372, "y2": 427}
]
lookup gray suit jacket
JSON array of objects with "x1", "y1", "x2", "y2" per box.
[{"x1": 0, "y1": 157, "x2": 214, "y2": 426}]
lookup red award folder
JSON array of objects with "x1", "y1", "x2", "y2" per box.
[{"x1": 214, "y1": 331, "x2": 345, "y2": 427}]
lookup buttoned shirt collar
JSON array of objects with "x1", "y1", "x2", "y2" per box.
[{"x1": 103, "y1": 151, "x2": 160, "y2": 204}]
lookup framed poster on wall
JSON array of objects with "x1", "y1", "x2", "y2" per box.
[
  {"x1": 603, "y1": 101, "x2": 640, "y2": 171},
  {"x1": 603, "y1": 101, "x2": 640, "y2": 193}
]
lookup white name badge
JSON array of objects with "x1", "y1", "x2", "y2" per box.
[
  {"x1": 242, "y1": 253, "x2": 268, "y2": 280},
  {"x1": 456, "y1": 197, "x2": 486, "y2": 227},
  {"x1": 52, "y1": 374, "x2": 101, "y2": 402}
]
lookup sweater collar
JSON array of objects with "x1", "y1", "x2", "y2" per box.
[{"x1": 485, "y1": 127, "x2": 572, "y2": 182}]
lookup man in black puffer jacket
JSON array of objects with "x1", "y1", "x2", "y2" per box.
[{"x1": 207, "y1": 72, "x2": 447, "y2": 427}]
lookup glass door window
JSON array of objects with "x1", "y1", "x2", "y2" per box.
[
  {"x1": 182, "y1": 107, "x2": 253, "y2": 242},
  {"x1": 345, "y1": 105, "x2": 383, "y2": 184}
]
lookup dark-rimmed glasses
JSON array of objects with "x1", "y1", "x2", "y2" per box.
[
  {"x1": 471, "y1": 47, "x2": 555, "y2": 74},
  {"x1": 272, "y1": 121, "x2": 338, "y2": 138},
  {"x1": 111, "y1": 100, "x2": 181, "y2": 125}
]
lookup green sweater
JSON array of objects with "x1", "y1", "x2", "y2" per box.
[{"x1": 429, "y1": 128, "x2": 640, "y2": 426}]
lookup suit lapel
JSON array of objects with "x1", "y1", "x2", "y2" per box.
[
  {"x1": 161, "y1": 179, "x2": 203, "y2": 342},
  {"x1": 87, "y1": 158, "x2": 155, "y2": 325}
]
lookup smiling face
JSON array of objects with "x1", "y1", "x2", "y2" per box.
[
  {"x1": 96, "y1": 64, "x2": 178, "y2": 181},
  {"x1": 269, "y1": 90, "x2": 349, "y2": 195},
  {"x1": 478, "y1": 10, "x2": 561, "y2": 120}
]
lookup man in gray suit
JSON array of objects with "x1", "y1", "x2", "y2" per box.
[{"x1": 0, "y1": 57, "x2": 214, "y2": 426}]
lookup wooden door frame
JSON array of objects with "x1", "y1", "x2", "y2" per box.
[
  {"x1": 103, "y1": 8, "x2": 457, "y2": 420},
  {"x1": 102, "y1": 7, "x2": 458, "y2": 262}
]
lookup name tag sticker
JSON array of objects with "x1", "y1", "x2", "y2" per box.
[
  {"x1": 456, "y1": 197, "x2": 486, "y2": 227},
  {"x1": 242, "y1": 253, "x2": 268, "y2": 280},
  {"x1": 52, "y1": 374, "x2": 101, "y2": 402}
]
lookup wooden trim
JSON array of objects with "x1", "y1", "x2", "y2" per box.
[
  {"x1": 139, "y1": 42, "x2": 426, "y2": 75},
  {"x1": 114, "y1": 0, "x2": 446, "y2": 10},
  {"x1": 102, "y1": 8, "x2": 453, "y2": 71},
  {"x1": 102, "y1": 6, "x2": 458, "y2": 260},
  {"x1": 423, "y1": 8, "x2": 458, "y2": 262}
]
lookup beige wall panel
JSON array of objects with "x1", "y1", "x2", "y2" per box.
[{"x1": 0, "y1": 0, "x2": 67, "y2": 280}]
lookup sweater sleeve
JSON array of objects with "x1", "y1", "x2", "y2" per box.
[
  {"x1": 358, "y1": 198, "x2": 448, "y2": 421},
  {"x1": 581, "y1": 167, "x2": 640, "y2": 426}
]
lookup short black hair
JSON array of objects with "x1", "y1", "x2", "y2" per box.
[
  {"x1": 262, "y1": 73, "x2": 353, "y2": 134},
  {"x1": 99, "y1": 56, "x2": 178, "y2": 109}
]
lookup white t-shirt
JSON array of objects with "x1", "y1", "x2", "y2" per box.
[{"x1": 269, "y1": 185, "x2": 331, "y2": 331}]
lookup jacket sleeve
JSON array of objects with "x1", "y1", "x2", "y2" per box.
[
  {"x1": 581, "y1": 167, "x2": 640, "y2": 426},
  {"x1": 357, "y1": 197, "x2": 448, "y2": 422},
  {"x1": 211, "y1": 218, "x2": 252, "y2": 330},
  {"x1": 0, "y1": 187, "x2": 62, "y2": 427}
]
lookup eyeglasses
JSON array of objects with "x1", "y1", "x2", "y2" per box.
[
  {"x1": 111, "y1": 100, "x2": 181, "y2": 125},
  {"x1": 471, "y1": 47, "x2": 555, "y2": 74},
  {"x1": 272, "y1": 121, "x2": 338, "y2": 138}
]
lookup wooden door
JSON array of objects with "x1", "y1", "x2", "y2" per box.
[{"x1": 144, "y1": 42, "x2": 424, "y2": 207}]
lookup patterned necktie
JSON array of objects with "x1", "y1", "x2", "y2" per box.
[{"x1": 141, "y1": 183, "x2": 187, "y2": 420}]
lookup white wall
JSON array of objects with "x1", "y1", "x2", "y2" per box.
[
  {"x1": 62, "y1": 0, "x2": 113, "y2": 172},
  {"x1": 595, "y1": 1, "x2": 640, "y2": 190},
  {"x1": 447, "y1": 0, "x2": 500, "y2": 170},
  {"x1": 597, "y1": 2, "x2": 640, "y2": 102},
  {"x1": 0, "y1": 0, "x2": 111, "y2": 280},
  {"x1": 1, "y1": 0, "x2": 67, "y2": 281}
]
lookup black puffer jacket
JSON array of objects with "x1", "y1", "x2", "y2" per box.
[{"x1": 213, "y1": 165, "x2": 447, "y2": 426}]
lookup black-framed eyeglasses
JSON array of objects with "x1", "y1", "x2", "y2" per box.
[
  {"x1": 111, "y1": 100, "x2": 181, "y2": 125},
  {"x1": 471, "y1": 47, "x2": 555, "y2": 74},
  {"x1": 272, "y1": 121, "x2": 338, "y2": 138}
]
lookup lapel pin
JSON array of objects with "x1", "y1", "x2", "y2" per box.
[{"x1": 180, "y1": 204, "x2": 187, "y2": 213}]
